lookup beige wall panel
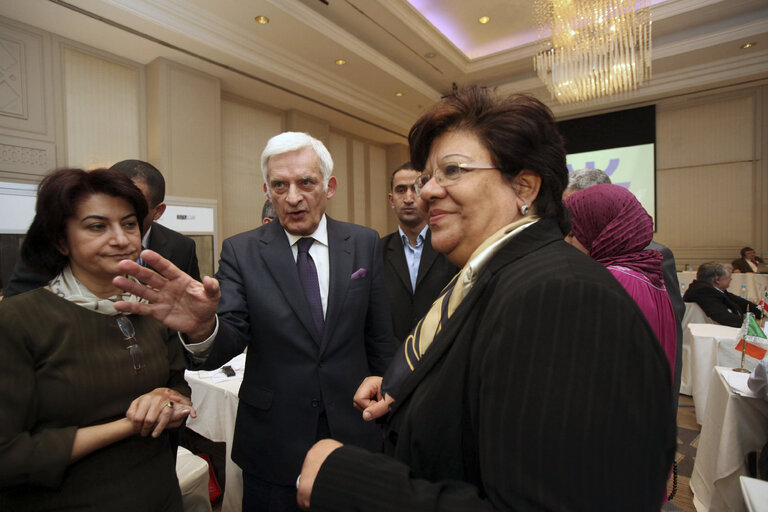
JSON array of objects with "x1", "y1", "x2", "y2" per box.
[
  {"x1": 165, "y1": 66, "x2": 219, "y2": 199},
  {"x1": 221, "y1": 99, "x2": 282, "y2": 238},
  {"x1": 62, "y1": 48, "x2": 140, "y2": 169},
  {"x1": 368, "y1": 145, "x2": 389, "y2": 236},
  {"x1": 327, "y1": 132, "x2": 349, "y2": 222},
  {"x1": 351, "y1": 140, "x2": 367, "y2": 226},
  {"x1": 285, "y1": 110, "x2": 330, "y2": 146},
  {"x1": 655, "y1": 161, "x2": 755, "y2": 265},
  {"x1": 657, "y1": 95, "x2": 754, "y2": 170}
]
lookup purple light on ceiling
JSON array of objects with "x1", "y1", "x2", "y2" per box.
[
  {"x1": 407, "y1": 0, "x2": 667, "y2": 58},
  {"x1": 407, "y1": 0, "x2": 472, "y2": 52}
]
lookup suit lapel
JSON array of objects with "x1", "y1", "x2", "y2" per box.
[
  {"x1": 260, "y1": 222, "x2": 322, "y2": 345},
  {"x1": 147, "y1": 222, "x2": 167, "y2": 255},
  {"x1": 323, "y1": 218, "x2": 353, "y2": 351},
  {"x1": 385, "y1": 233, "x2": 413, "y2": 294},
  {"x1": 146, "y1": 223, "x2": 170, "y2": 274},
  {"x1": 415, "y1": 230, "x2": 439, "y2": 289}
]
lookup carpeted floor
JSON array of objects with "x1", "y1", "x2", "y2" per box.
[{"x1": 662, "y1": 395, "x2": 699, "y2": 512}]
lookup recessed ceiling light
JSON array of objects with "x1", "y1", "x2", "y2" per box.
[
  {"x1": 424, "y1": 52, "x2": 437, "y2": 59},
  {"x1": 334, "y1": 59, "x2": 347, "y2": 66},
  {"x1": 395, "y1": 92, "x2": 404, "y2": 97},
  {"x1": 741, "y1": 42, "x2": 757, "y2": 49},
  {"x1": 478, "y1": 16, "x2": 490, "y2": 24},
  {"x1": 254, "y1": 15, "x2": 269, "y2": 24}
]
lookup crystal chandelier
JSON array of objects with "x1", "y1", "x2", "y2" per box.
[{"x1": 534, "y1": 0, "x2": 652, "y2": 104}]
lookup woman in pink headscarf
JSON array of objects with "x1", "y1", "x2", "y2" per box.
[{"x1": 564, "y1": 184, "x2": 676, "y2": 377}]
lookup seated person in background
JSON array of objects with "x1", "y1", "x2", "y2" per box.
[
  {"x1": 732, "y1": 246, "x2": 764, "y2": 273},
  {"x1": 683, "y1": 261, "x2": 762, "y2": 327},
  {"x1": 0, "y1": 168, "x2": 194, "y2": 511}
]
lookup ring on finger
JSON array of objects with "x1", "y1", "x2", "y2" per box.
[{"x1": 166, "y1": 401, "x2": 174, "y2": 408}]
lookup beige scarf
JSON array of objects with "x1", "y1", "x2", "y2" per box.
[
  {"x1": 49, "y1": 265, "x2": 148, "y2": 316},
  {"x1": 402, "y1": 216, "x2": 539, "y2": 370}
]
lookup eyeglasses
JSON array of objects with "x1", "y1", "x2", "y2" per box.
[
  {"x1": 116, "y1": 316, "x2": 144, "y2": 375},
  {"x1": 414, "y1": 162, "x2": 497, "y2": 196}
]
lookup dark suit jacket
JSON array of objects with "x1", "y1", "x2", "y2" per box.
[
  {"x1": 647, "y1": 241, "x2": 685, "y2": 406},
  {"x1": 732, "y1": 257, "x2": 764, "y2": 274},
  {"x1": 3, "y1": 222, "x2": 200, "y2": 298},
  {"x1": 683, "y1": 279, "x2": 762, "y2": 327},
  {"x1": 312, "y1": 219, "x2": 676, "y2": 510},
  {"x1": 381, "y1": 229, "x2": 457, "y2": 345},
  {"x1": 193, "y1": 217, "x2": 393, "y2": 485}
]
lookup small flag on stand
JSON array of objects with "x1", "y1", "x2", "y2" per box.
[
  {"x1": 735, "y1": 313, "x2": 768, "y2": 361},
  {"x1": 758, "y1": 290, "x2": 768, "y2": 314}
]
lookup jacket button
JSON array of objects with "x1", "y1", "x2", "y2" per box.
[
  {"x1": 311, "y1": 399, "x2": 319, "y2": 408},
  {"x1": 388, "y1": 431, "x2": 398, "y2": 443}
]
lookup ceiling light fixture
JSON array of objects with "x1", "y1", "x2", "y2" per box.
[
  {"x1": 741, "y1": 42, "x2": 756, "y2": 49},
  {"x1": 478, "y1": 16, "x2": 491, "y2": 24},
  {"x1": 534, "y1": 0, "x2": 652, "y2": 104},
  {"x1": 395, "y1": 92, "x2": 404, "y2": 97},
  {"x1": 334, "y1": 59, "x2": 347, "y2": 66},
  {"x1": 254, "y1": 15, "x2": 269, "y2": 24}
]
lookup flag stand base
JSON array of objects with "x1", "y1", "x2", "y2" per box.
[{"x1": 732, "y1": 367, "x2": 751, "y2": 373}]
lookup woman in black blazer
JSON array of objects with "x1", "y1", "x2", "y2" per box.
[{"x1": 298, "y1": 87, "x2": 676, "y2": 511}]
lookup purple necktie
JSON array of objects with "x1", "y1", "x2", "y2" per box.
[{"x1": 297, "y1": 237, "x2": 324, "y2": 337}]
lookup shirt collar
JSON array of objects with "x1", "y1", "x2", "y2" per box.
[
  {"x1": 141, "y1": 225, "x2": 152, "y2": 248},
  {"x1": 398, "y1": 224, "x2": 428, "y2": 248},
  {"x1": 285, "y1": 214, "x2": 328, "y2": 247}
]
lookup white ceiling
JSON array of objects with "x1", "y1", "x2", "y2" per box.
[{"x1": 2, "y1": 0, "x2": 767, "y2": 145}]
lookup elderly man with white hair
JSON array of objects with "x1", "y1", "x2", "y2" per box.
[{"x1": 113, "y1": 131, "x2": 394, "y2": 512}]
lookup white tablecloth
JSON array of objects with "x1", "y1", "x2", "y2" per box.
[
  {"x1": 684, "y1": 323, "x2": 742, "y2": 424},
  {"x1": 186, "y1": 354, "x2": 245, "y2": 512},
  {"x1": 678, "y1": 271, "x2": 768, "y2": 304},
  {"x1": 740, "y1": 476, "x2": 768, "y2": 512},
  {"x1": 690, "y1": 367, "x2": 768, "y2": 512},
  {"x1": 176, "y1": 446, "x2": 213, "y2": 512}
]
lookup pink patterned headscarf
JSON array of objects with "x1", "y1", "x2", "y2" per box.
[{"x1": 564, "y1": 184, "x2": 664, "y2": 286}]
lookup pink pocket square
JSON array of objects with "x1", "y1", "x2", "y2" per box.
[{"x1": 350, "y1": 268, "x2": 368, "y2": 280}]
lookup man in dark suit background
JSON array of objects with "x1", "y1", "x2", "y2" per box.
[
  {"x1": 3, "y1": 159, "x2": 200, "y2": 297},
  {"x1": 732, "y1": 246, "x2": 765, "y2": 273},
  {"x1": 381, "y1": 162, "x2": 457, "y2": 345},
  {"x1": 112, "y1": 132, "x2": 393, "y2": 512},
  {"x1": 684, "y1": 261, "x2": 762, "y2": 327}
]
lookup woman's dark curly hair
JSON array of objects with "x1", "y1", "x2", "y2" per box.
[
  {"x1": 21, "y1": 168, "x2": 148, "y2": 276},
  {"x1": 409, "y1": 86, "x2": 570, "y2": 233}
]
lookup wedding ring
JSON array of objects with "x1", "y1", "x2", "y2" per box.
[{"x1": 167, "y1": 401, "x2": 174, "y2": 408}]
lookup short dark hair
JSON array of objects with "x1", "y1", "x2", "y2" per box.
[
  {"x1": 21, "y1": 168, "x2": 148, "y2": 276},
  {"x1": 408, "y1": 86, "x2": 569, "y2": 231},
  {"x1": 741, "y1": 246, "x2": 755, "y2": 258},
  {"x1": 110, "y1": 159, "x2": 165, "y2": 208},
  {"x1": 261, "y1": 199, "x2": 276, "y2": 221},
  {"x1": 390, "y1": 161, "x2": 416, "y2": 191}
]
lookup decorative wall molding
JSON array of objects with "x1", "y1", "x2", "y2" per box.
[
  {"x1": 0, "y1": 34, "x2": 27, "y2": 119},
  {"x1": 0, "y1": 134, "x2": 56, "y2": 178},
  {"x1": 0, "y1": 16, "x2": 54, "y2": 140}
]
